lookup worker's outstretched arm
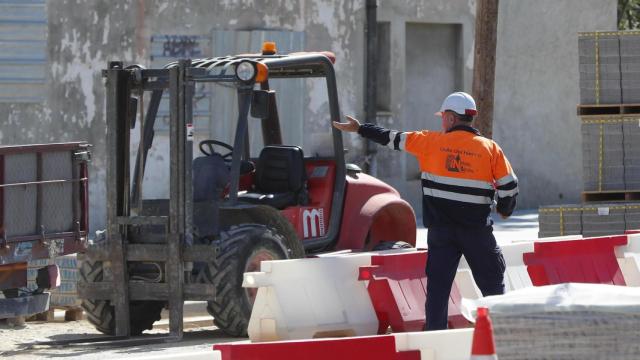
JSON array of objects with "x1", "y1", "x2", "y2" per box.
[{"x1": 333, "y1": 115, "x2": 411, "y2": 151}]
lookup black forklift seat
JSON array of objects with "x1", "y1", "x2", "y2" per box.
[{"x1": 238, "y1": 145, "x2": 307, "y2": 209}]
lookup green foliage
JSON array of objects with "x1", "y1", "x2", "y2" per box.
[{"x1": 619, "y1": 0, "x2": 640, "y2": 30}]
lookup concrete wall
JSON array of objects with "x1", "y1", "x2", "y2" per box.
[
  {"x1": 1, "y1": 0, "x2": 143, "y2": 235},
  {"x1": 374, "y1": 0, "x2": 617, "y2": 213},
  {"x1": 0, "y1": 0, "x2": 617, "y2": 233},
  {"x1": 374, "y1": 1, "x2": 476, "y2": 214},
  {"x1": 1, "y1": 0, "x2": 368, "y2": 233},
  {"x1": 493, "y1": 0, "x2": 617, "y2": 208}
]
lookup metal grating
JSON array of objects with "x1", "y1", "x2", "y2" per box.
[
  {"x1": 0, "y1": 0, "x2": 46, "y2": 103},
  {"x1": 42, "y1": 151, "x2": 74, "y2": 233},
  {"x1": 4, "y1": 153, "x2": 38, "y2": 236},
  {"x1": 3, "y1": 149, "x2": 80, "y2": 237}
]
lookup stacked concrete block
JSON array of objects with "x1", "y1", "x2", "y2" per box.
[
  {"x1": 538, "y1": 205, "x2": 582, "y2": 238},
  {"x1": 620, "y1": 32, "x2": 640, "y2": 103},
  {"x1": 623, "y1": 118, "x2": 640, "y2": 189},
  {"x1": 579, "y1": 33, "x2": 621, "y2": 104},
  {"x1": 489, "y1": 285, "x2": 640, "y2": 359},
  {"x1": 542, "y1": 33, "x2": 640, "y2": 239},
  {"x1": 581, "y1": 120, "x2": 625, "y2": 191},
  {"x1": 626, "y1": 205, "x2": 640, "y2": 231},
  {"x1": 543, "y1": 33, "x2": 640, "y2": 239},
  {"x1": 539, "y1": 203, "x2": 640, "y2": 238},
  {"x1": 27, "y1": 254, "x2": 80, "y2": 308},
  {"x1": 493, "y1": 311, "x2": 640, "y2": 358},
  {"x1": 581, "y1": 204, "x2": 626, "y2": 238}
]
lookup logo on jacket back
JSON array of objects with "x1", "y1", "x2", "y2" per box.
[{"x1": 446, "y1": 154, "x2": 464, "y2": 172}]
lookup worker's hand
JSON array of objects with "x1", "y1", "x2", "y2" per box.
[{"x1": 332, "y1": 115, "x2": 361, "y2": 133}]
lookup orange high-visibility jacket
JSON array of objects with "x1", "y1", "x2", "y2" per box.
[{"x1": 359, "y1": 124, "x2": 518, "y2": 227}]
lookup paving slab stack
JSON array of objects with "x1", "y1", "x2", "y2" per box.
[
  {"x1": 27, "y1": 254, "x2": 80, "y2": 308},
  {"x1": 626, "y1": 204, "x2": 640, "y2": 230},
  {"x1": 621, "y1": 33, "x2": 640, "y2": 103},
  {"x1": 537, "y1": 205, "x2": 582, "y2": 238},
  {"x1": 539, "y1": 203, "x2": 640, "y2": 238},
  {"x1": 581, "y1": 119, "x2": 625, "y2": 191},
  {"x1": 493, "y1": 311, "x2": 640, "y2": 359},
  {"x1": 579, "y1": 32, "x2": 621, "y2": 105},
  {"x1": 581, "y1": 204, "x2": 626, "y2": 237},
  {"x1": 623, "y1": 118, "x2": 640, "y2": 189},
  {"x1": 620, "y1": 32, "x2": 640, "y2": 190},
  {"x1": 468, "y1": 284, "x2": 640, "y2": 360},
  {"x1": 539, "y1": 31, "x2": 640, "y2": 237}
]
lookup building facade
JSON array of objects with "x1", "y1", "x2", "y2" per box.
[{"x1": 0, "y1": 0, "x2": 616, "y2": 232}]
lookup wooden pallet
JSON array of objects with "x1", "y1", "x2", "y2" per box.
[
  {"x1": 26, "y1": 306, "x2": 83, "y2": 322},
  {"x1": 577, "y1": 104, "x2": 640, "y2": 116},
  {"x1": 582, "y1": 190, "x2": 640, "y2": 202}
]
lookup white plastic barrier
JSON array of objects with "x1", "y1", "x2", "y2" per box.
[
  {"x1": 534, "y1": 234, "x2": 583, "y2": 242},
  {"x1": 500, "y1": 241, "x2": 535, "y2": 291},
  {"x1": 394, "y1": 328, "x2": 474, "y2": 360},
  {"x1": 243, "y1": 253, "x2": 380, "y2": 342},
  {"x1": 503, "y1": 236, "x2": 582, "y2": 291},
  {"x1": 454, "y1": 269, "x2": 482, "y2": 300},
  {"x1": 615, "y1": 234, "x2": 640, "y2": 286},
  {"x1": 213, "y1": 330, "x2": 474, "y2": 360},
  {"x1": 458, "y1": 241, "x2": 534, "y2": 292},
  {"x1": 129, "y1": 350, "x2": 218, "y2": 360}
]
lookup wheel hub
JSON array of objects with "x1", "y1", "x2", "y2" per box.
[{"x1": 244, "y1": 248, "x2": 279, "y2": 304}]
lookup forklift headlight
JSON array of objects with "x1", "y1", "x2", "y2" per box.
[{"x1": 236, "y1": 61, "x2": 256, "y2": 82}]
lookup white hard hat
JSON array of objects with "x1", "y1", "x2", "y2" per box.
[{"x1": 435, "y1": 92, "x2": 478, "y2": 117}]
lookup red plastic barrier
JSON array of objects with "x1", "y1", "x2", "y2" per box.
[
  {"x1": 625, "y1": 230, "x2": 640, "y2": 234},
  {"x1": 523, "y1": 235, "x2": 627, "y2": 286},
  {"x1": 213, "y1": 335, "x2": 420, "y2": 360},
  {"x1": 359, "y1": 251, "x2": 469, "y2": 333}
]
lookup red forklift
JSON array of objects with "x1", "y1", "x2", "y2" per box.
[{"x1": 78, "y1": 43, "x2": 416, "y2": 341}]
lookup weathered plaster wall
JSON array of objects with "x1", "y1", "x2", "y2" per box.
[
  {"x1": 0, "y1": 0, "x2": 618, "y2": 233},
  {"x1": 1, "y1": 0, "x2": 367, "y2": 233},
  {"x1": 493, "y1": 0, "x2": 617, "y2": 208},
  {"x1": 139, "y1": 0, "x2": 366, "y2": 203},
  {"x1": 136, "y1": 0, "x2": 364, "y2": 141},
  {"x1": 373, "y1": 0, "x2": 476, "y2": 214},
  {"x1": 371, "y1": 0, "x2": 616, "y2": 215},
  {"x1": 0, "y1": 0, "x2": 143, "y2": 234}
]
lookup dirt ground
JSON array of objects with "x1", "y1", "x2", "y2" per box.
[{"x1": 0, "y1": 311, "x2": 240, "y2": 359}]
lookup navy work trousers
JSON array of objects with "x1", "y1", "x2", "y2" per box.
[{"x1": 425, "y1": 226, "x2": 506, "y2": 330}]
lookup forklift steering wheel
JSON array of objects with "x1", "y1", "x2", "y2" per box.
[{"x1": 199, "y1": 140, "x2": 234, "y2": 159}]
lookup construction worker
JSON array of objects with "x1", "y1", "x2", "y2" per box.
[{"x1": 333, "y1": 92, "x2": 518, "y2": 330}]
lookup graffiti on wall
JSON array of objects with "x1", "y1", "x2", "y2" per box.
[
  {"x1": 161, "y1": 35, "x2": 202, "y2": 58},
  {"x1": 150, "y1": 34, "x2": 211, "y2": 131}
]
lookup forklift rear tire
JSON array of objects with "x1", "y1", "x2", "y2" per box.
[
  {"x1": 223, "y1": 205, "x2": 305, "y2": 259},
  {"x1": 79, "y1": 257, "x2": 165, "y2": 335},
  {"x1": 206, "y1": 224, "x2": 293, "y2": 337}
]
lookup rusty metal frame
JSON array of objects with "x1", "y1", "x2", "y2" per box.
[
  {"x1": 0, "y1": 139, "x2": 90, "y2": 318},
  {"x1": 0, "y1": 142, "x2": 90, "y2": 266},
  {"x1": 78, "y1": 59, "x2": 214, "y2": 342}
]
